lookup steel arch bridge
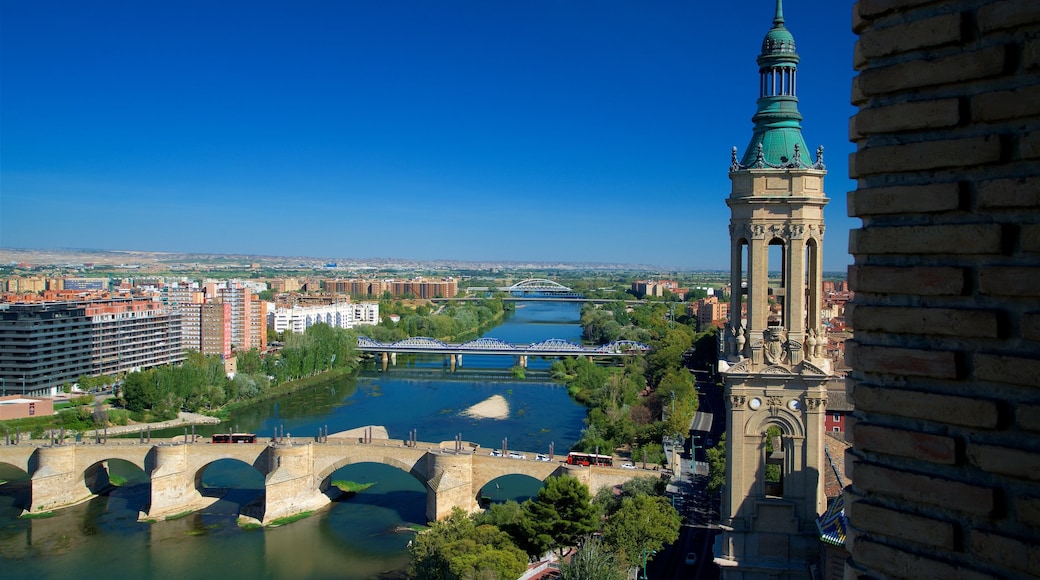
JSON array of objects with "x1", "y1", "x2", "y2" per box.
[
  {"x1": 356, "y1": 336, "x2": 650, "y2": 357},
  {"x1": 501, "y1": 278, "x2": 583, "y2": 298}
]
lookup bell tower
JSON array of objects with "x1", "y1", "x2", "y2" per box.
[{"x1": 714, "y1": 1, "x2": 830, "y2": 577}]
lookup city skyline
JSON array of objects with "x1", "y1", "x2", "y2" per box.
[{"x1": 1, "y1": 1, "x2": 856, "y2": 270}]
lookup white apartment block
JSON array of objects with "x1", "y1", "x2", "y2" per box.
[{"x1": 270, "y1": 302, "x2": 379, "y2": 334}]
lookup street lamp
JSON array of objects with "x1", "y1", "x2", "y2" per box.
[{"x1": 641, "y1": 548, "x2": 657, "y2": 580}]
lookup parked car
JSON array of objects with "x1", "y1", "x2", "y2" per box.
[
  {"x1": 535, "y1": 454, "x2": 551, "y2": 462},
  {"x1": 489, "y1": 450, "x2": 502, "y2": 457},
  {"x1": 508, "y1": 452, "x2": 526, "y2": 459},
  {"x1": 621, "y1": 463, "x2": 637, "y2": 470}
]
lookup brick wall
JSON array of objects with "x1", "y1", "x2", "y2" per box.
[{"x1": 847, "y1": 1, "x2": 1040, "y2": 578}]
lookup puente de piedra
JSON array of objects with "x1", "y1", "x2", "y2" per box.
[{"x1": 0, "y1": 431, "x2": 646, "y2": 525}]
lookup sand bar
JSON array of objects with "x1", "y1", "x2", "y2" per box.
[{"x1": 460, "y1": 395, "x2": 509, "y2": 420}]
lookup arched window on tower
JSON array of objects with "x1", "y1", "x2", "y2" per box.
[
  {"x1": 767, "y1": 239, "x2": 786, "y2": 329},
  {"x1": 764, "y1": 425, "x2": 785, "y2": 497}
]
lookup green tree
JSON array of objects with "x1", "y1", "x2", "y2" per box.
[
  {"x1": 602, "y1": 494, "x2": 681, "y2": 566},
  {"x1": 409, "y1": 508, "x2": 527, "y2": 580},
  {"x1": 706, "y1": 433, "x2": 727, "y2": 496},
  {"x1": 557, "y1": 536, "x2": 626, "y2": 580},
  {"x1": 523, "y1": 475, "x2": 599, "y2": 558}
]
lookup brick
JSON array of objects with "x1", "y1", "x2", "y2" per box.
[
  {"x1": 850, "y1": 224, "x2": 1003, "y2": 255},
  {"x1": 978, "y1": 176, "x2": 1040, "y2": 208},
  {"x1": 846, "y1": 342, "x2": 958, "y2": 379},
  {"x1": 848, "y1": 182, "x2": 960, "y2": 216},
  {"x1": 1018, "y1": 403, "x2": 1040, "y2": 433},
  {"x1": 858, "y1": 0, "x2": 937, "y2": 19},
  {"x1": 857, "y1": 98, "x2": 960, "y2": 134},
  {"x1": 977, "y1": 0, "x2": 1040, "y2": 33},
  {"x1": 1027, "y1": 38, "x2": 1040, "y2": 70},
  {"x1": 852, "y1": 2, "x2": 867, "y2": 35},
  {"x1": 1024, "y1": 312, "x2": 1040, "y2": 341},
  {"x1": 975, "y1": 353, "x2": 1040, "y2": 388},
  {"x1": 979, "y1": 267, "x2": 1040, "y2": 297},
  {"x1": 850, "y1": 75, "x2": 866, "y2": 106},
  {"x1": 1021, "y1": 131, "x2": 1040, "y2": 159},
  {"x1": 853, "y1": 384, "x2": 999, "y2": 428},
  {"x1": 1022, "y1": 225, "x2": 1040, "y2": 254},
  {"x1": 973, "y1": 85, "x2": 1040, "y2": 123},
  {"x1": 858, "y1": 46, "x2": 1005, "y2": 95},
  {"x1": 850, "y1": 500, "x2": 956, "y2": 549},
  {"x1": 853, "y1": 537, "x2": 991, "y2": 580},
  {"x1": 851, "y1": 305, "x2": 999, "y2": 338},
  {"x1": 968, "y1": 442, "x2": 1040, "y2": 480},
  {"x1": 849, "y1": 265, "x2": 967, "y2": 295},
  {"x1": 970, "y1": 529, "x2": 1040, "y2": 574},
  {"x1": 859, "y1": 13, "x2": 962, "y2": 58},
  {"x1": 853, "y1": 40, "x2": 867, "y2": 71},
  {"x1": 850, "y1": 136, "x2": 1002, "y2": 177},
  {"x1": 852, "y1": 461, "x2": 996, "y2": 515},
  {"x1": 853, "y1": 423, "x2": 956, "y2": 464},
  {"x1": 1019, "y1": 496, "x2": 1040, "y2": 527}
]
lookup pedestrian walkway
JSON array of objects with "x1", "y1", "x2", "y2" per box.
[{"x1": 84, "y1": 411, "x2": 220, "y2": 438}]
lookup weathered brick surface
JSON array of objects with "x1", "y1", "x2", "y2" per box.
[
  {"x1": 854, "y1": 99, "x2": 960, "y2": 134},
  {"x1": 973, "y1": 85, "x2": 1040, "y2": 123},
  {"x1": 849, "y1": 500, "x2": 956, "y2": 549},
  {"x1": 978, "y1": 176, "x2": 1040, "y2": 208},
  {"x1": 975, "y1": 353, "x2": 1040, "y2": 388},
  {"x1": 857, "y1": 46, "x2": 1005, "y2": 95},
  {"x1": 850, "y1": 305, "x2": 999, "y2": 338},
  {"x1": 852, "y1": 537, "x2": 990, "y2": 580},
  {"x1": 1022, "y1": 225, "x2": 1040, "y2": 254},
  {"x1": 853, "y1": 423, "x2": 956, "y2": 464},
  {"x1": 970, "y1": 529, "x2": 1040, "y2": 575},
  {"x1": 858, "y1": 13, "x2": 962, "y2": 58},
  {"x1": 977, "y1": 0, "x2": 1040, "y2": 33},
  {"x1": 1022, "y1": 130, "x2": 1040, "y2": 159},
  {"x1": 846, "y1": 342, "x2": 958, "y2": 379},
  {"x1": 851, "y1": 224, "x2": 1003, "y2": 255},
  {"x1": 848, "y1": 265, "x2": 967, "y2": 295},
  {"x1": 1026, "y1": 38, "x2": 1040, "y2": 70},
  {"x1": 853, "y1": 383, "x2": 999, "y2": 428},
  {"x1": 851, "y1": 460, "x2": 996, "y2": 516},
  {"x1": 1019, "y1": 496, "x2": 1040, "y2": 527},
  {"x1": 847, "y1": 182, "x2": 960, "y2": 216},
  {"x1": 979, "y1": 267, "x2": 1040, "y2": 297},
  {"x1": 967, "y1": 442, "x2": 1040, "y2": 481},
  {"x1": 1019, "y1": 403, "x2": 1040, "y2": 433},
  {"x1": 1024, "y1": 313, "x2": 1040, "y2": 341},
  {"x1": 850, "y1": 136, "x2": 1002, "y2": 177}
]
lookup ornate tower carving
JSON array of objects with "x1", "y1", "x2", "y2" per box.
[{"x1": 714, "y1": 2, "x2": 830, "y2": 577}]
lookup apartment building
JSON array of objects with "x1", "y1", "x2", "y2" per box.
[{"x1": 270, "y1": 301, "x2": 379, "y2": 334}]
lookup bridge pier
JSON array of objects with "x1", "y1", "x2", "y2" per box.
[
  {"x1": 148, "y1": 443, "x2": 204, "y2": 520},
  {"x1": 426, "y1": 451, "x2": 476, "y2": 521},
  {"x1": 263, "y1": 443, "x2": 329, "y2": 525},
  {"x1": 29, "y1": 445, "x2": 96, "y2": 513}
]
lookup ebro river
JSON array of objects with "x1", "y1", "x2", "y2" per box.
[{"x1": 0, "y1": 302, "x2": 590, "y2": 579}]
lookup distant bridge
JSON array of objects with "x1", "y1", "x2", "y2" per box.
[
  {"x1": 463, "y1": 278, "x2": 584, "y2": 299},
  {"x1": 357, "y1": 336, "x2": 650, "y2": 368}
]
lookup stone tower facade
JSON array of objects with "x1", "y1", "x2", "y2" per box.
[{"x1": 714, "y1": 2, "x2": 830, "y2": 577}]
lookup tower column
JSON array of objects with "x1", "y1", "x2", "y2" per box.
[{"x1": 787, "y1": 236, "x2": 807, "y2": 364}]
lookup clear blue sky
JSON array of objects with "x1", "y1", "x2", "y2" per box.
[{"x1": 1, "y1": 1, "x2": 857, "y2": 271}]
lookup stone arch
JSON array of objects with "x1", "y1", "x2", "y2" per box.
[
  {"x1": 316, "y1": 456, "x2": 428, "y2": 499},
  {"x1": 477, "y1": 473, "x2": 545, "y2": 508},
  {"x1": 743, "y1": 408, "x2": 805, "y2": 439},
  {"x1": 81, "y1": 457, "x2": 149, "y2": 495},
  {"x1": 191, "y1": 457, "x2": 266, "y2": 498}
]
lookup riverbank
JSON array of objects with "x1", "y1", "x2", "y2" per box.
[{"x1": 83, "y1": 411, "x2": 220, "y2": 438}]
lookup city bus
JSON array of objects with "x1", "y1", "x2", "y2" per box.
[
  {"x1": 565, "y1": 452, "x2": 613, "y2": 467},
  {"x1": 212, "y1": 433, "x2": 258, "y2": 444}
]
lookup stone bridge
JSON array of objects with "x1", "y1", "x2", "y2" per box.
[{"x1": 0, "y1": 434, "x2": 647, "y2": 525}]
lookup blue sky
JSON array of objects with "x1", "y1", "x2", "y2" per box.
[{"x1": 1, "y1": 1, "x2": 857, "y2": 271}]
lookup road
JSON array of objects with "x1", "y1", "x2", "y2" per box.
[{"x1": 646, "y1": 375, "x2": 726, "y2": 579}]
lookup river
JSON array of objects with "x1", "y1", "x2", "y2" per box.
[{"x1": 0, "y1": 301, "x2": 589, "y2": 579}]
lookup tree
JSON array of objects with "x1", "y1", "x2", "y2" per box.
[
  {"x1": 557, "y1": 536, "x2": 626, "y2": 580},
  {"x1": 409, "y1": 508, "x2": 527, "y2": 580},
  {"x1": 706, "y1": 433, "x2": 727, "y2": 496},
  {"x1": 523, "y1": 475, "x2": 599, "y2": 558},
  {"x1": 602, "y1": 494, "x2": 681, "y2": 566}
]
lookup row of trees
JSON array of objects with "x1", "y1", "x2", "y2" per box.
[
  {"x1": 121, "y1": 323, "x2": 361, "y2": 420},
  {"x1": 554, "y1": 301, "x2": 714, "y2": 464},
  {"x1": 353, "y1": 297, "x2": 512, "y2": 344},
  {"x1": 409, "y1": 475, "x2": 680, "y2": 579}
]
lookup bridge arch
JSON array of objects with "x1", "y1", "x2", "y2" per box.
[
  {"x1": 506, "y1": 279, "x2": 573, "y2": 292},
  {"x1": 390, "y1": 337, "x2": 450, "y2": 350},
  {"x1": 527, "y1": 339, "x2": 585, "y2": 352},
  {"x1": 458, "y1": 337, "x2": 517, "y2": 351}
]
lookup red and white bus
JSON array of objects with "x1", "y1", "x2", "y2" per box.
[
  {"x1": 565, "y1": 452, "x2": 613, "y2": 467},
  {"x1": 212, "y1": 433, "x2": 257, "y2": 444}
]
